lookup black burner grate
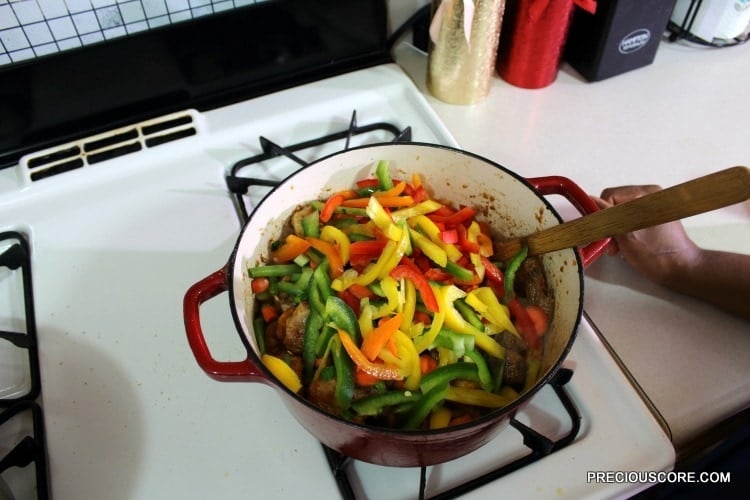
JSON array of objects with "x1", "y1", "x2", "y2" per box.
[
  {"x1": 324, "y1": 368, "x2": 580, "y2": 500},
  {"x1": 0, "y1": 231, "x2": 49, "y2": 500},
  {"x1": 225, "y1": 110, "x2": 411, "y2": 223}
]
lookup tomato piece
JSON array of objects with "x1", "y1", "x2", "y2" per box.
[
  {"x1": 251, "y1": 277, "x2": 270, "y2": 294},
  {"x1": 508, "y1": 297, "x2": 539, "y2": 350},
  {"x1": 261, "y1": 304, "x2": 278, "y2": 323}
]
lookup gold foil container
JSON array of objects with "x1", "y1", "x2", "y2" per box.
[{"x1": 427, "y1": 0, "x2": 506, "y2": 105}]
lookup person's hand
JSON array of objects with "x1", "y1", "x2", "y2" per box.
[{"x1": 592, "y1": 185, "x2": 701, "y2": 286}]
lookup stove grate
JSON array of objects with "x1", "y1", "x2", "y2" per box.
[
  {"x1": 0, "y1": 401, "x2": 49, "y2": 500},
  {"x1": 0, "y1": 232, "x2": 41, "y2": 404},
  {"x1": 225, "y1": 110, "x2": 411, "y2": 223},
  {"x1": 324, "y1": 368, "x2": 580, "y2": 500},
  {"x1": 0, "y1": 231, "x2": 49, "y2": 500}
]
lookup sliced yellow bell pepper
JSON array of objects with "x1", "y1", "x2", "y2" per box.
[
  {"x1": 408, "y1": 215, "x2": 463, "y2": 262},
  {"x1": 465, "y1": 287, "x2": 519, "y2": 336},
  {"x1": 429, "y1": 406, "x2": 452, "y2": 429},
  {"x1": 400, "y1": 278, "x2": 416, "y2": 332},
  {"x1": 358, "y1": 300, "x2": 376, "y2": 337},
  {"x1": 438, "y1": 285, "x2": 506, "y2": 358},
  {"x1": 392, "y1": 330, "x2": 421, "y2": 391},
  {"x1": 413, "y1": 284, "x2": 446, "y2": 353},
  {"x1": 409, "y1": 228, "x2": 448, "y2": 267},
  {"x1": 375, "y1": 276, "x2": 400, "y2": 318},
  {"x1": 320, "y1": 225, "x2": 351, "y2": 265},
  {"x1": 262, "y1": 354, "x2": 302, "y2": 393},
  {"x1": 445, "y1": 385, "x2": 517, "y2": 408},
  {"x1": 391, "y1": 199, "x2": 443, "y2": 222},
  {"x1": 377, "y1": 221, "x2": 412, "y2": 279},
  {"x1": 366, "y1": 196, "x2": 402, "y2": 241},
  {"x1": 331, "y1": 239, "x2": 399, "y2": 290},
  {"x1": 467, "y1": 222, "x2": 486, "y2": 281}
]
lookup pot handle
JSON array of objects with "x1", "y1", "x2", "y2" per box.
[
  {"x1": 527, "y1": 176, "x2": 610, "y2": 267},
  {"x1": 183, "y1": 267, "x2": 267, "y2": 383}
]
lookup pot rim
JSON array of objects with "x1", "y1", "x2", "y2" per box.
[{"x1": 226, "y1": 141, "x2": 584, "y2": 435}]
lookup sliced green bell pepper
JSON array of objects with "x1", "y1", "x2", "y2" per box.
[
  {"x1": 403, "y1": 382, "x2": 449, "y2": 430},
  {"x1": 325, "y1": 295, "x2": 361, "y2": 343},
  {"x1": 419, "y1": 362, "x2": 480, "y2": 394},
  {"x1": 351, "y1": 390, "x2": 418, "y2": 416},
  {"x1": 330, "y1": 336, "x2": 355, "y2": 410},
  {"x1": 504, "y1": 245, "x2": 528, "y2": 298}
]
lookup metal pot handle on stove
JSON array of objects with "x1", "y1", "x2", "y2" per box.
[
  {"x1": 183, "y1": 267, "x2": 268, "y2": 383},
  {"x1": 527, "y1": 176, "x2": 610, "y2": 267}
]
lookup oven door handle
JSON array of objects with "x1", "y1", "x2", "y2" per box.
[{"x1": 183, "y1": 267, "x2": 267, "y2": 383}]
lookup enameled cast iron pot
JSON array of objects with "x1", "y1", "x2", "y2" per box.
[{"x1": 183, "y1": 143, "x2": 608, "y2": 467}]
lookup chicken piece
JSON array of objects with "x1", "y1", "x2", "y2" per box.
[
  {"x1": 498, "y1": 330, "x2": 527, "y2": 353},
  {"x1": 276, "y1": 302, "x2": 310, "y2": 355},
  {"x1": 307, "y1": 377, "x2": 340, "y2": 416},
  {"x1": 514, "y1": 256, "x2": 554, "y2": 316},
  {"x1": 290, "y1": 205, "x2": 314, "y2": 236},
  {"x1": 497, "y1": 330, "x2": 528, "y2": 391},
  {"x1": 503, "y1": 349, "x2": 527, "y2": 391},
  {"x1": 263, "y1": 321, "x2": 283, "y2": 356}
]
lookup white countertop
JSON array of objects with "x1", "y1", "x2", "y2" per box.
[{"x1": 394, "y1": 39, "x2": 750, "y2": 455}]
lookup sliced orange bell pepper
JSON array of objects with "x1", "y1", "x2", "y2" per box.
[
  {"x1": 337, "y1": 329, "x2": 403, "y2": 381},
  {"x1": 361, "y1": 313, "x2": 403, "y2": 361},
  {"x1": 271, "y1": 234, "x2": 311, "y2": 263},
  {"x1": 343, "y1": 196, "x2": 415, "y2": 209},
  {"x1": 305, "y1": 237, "x2": 344, "y2": 278}
]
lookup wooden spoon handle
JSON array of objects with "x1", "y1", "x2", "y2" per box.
[{"x1": 507, "y1": 166, "x2": 750, "y2": 259}]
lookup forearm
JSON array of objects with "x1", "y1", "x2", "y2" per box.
[{"x1": 665, "y1": 249, "x2": 750, "y2": 321}]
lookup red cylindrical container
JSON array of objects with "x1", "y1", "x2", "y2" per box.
[{"x1": 496, "y1": 0, "x2": 577, "y2": 89}]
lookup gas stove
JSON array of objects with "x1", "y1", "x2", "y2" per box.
[
  {"x1": 0, "y1": 61, "x2": 674, "y2": 499},
  {"x1": 1, "y1": 1, "x2": 675, "y2": 497}
]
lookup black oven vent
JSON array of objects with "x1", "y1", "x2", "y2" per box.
[{"x1": 21, "y1": 111, "x2": 200, "y2": 183}]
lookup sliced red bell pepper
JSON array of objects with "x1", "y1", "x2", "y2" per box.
[
  {"x1": 356, "y1": 178, "x2": 380, "y2": 189},
  {"x1": 348, "y1": 283, "x2": 376, "y2": 301},
  {"x1": 482, "y1": 257, "x2": 504, "y2": 286},
  {"x1": 390, "y1": 265, "x2": 439, "y2": 313},
  {"x1": 428, "y1": 206, "x2": 476, "y2": 226},
  {"x1": 320, "y1": 193, "x2": 345, "y2": 223},
  {"x1": 349, "y1": 239, "x2": 387, "y2": 258},
  {"x1": 398, "y1": 255, "x2": 422, "y2": 274},
  {"x1": 413, "y1": 253, "x2": 432, "y2": 273},
  {"x1": 424, "y1": 268, "x2": 453, "y2": 283},
  {"x1": 337, "y1": 289, "x2": 361, "y2": 317},
  {"x1": 481, "y1": 257, "x2": 506, "y2": 299},
  {"x1": 411, "y1": 185, "x2": 428, "y2": 204},
  {"x1": 456, "y1": 224, "x2": 480, "y2": 254}
]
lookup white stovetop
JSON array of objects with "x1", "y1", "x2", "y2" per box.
[
  {"x1": 0, "y1": 63, "x2": 673, "y2": 499},
  {"x1": 393, "y1": 40, "x2": 750, "y2": 451}
]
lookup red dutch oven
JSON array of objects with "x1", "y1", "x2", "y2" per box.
[{"x1": 183, "y1": 143, "x2": 607, "y2": 467}]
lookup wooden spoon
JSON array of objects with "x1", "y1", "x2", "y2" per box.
[{"x1": 495, "y1": 166, "x2": 750, "y2": 261}]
